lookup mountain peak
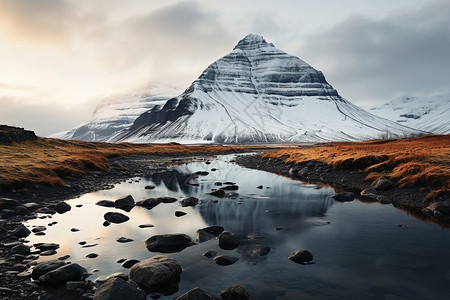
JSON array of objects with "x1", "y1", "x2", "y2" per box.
[{"x1": 233, "y1": 33, "x2": 272, "y2": 51}]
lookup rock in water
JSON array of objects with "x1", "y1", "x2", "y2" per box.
[
  {"x1": 179, "y1": 197, "x2": 199, "y2": 207},
  {"x1": 218, "y1": 231, "x2": 240, "y2": 250},
  {"x1": 331, "y1": 192, "x2": 355, "y2": 202},
  {"x1": 54, "y1": 202, "x2": 71, "y2": 214},
  {"x1": 96, "y1": 200, "x2": 115, "y2": 207},
  {"x1": 174, "y1": 287, "x2": 214, "y2": 300},
  {"x1": 104, "y1": 212, "x2": 129, "y2": 224},
  {"x1": 219, "y1": 285, "x2": 250, "y2": 300},
  {"x1": 145, "y1": 234, "x2": 194, "y2": 253},
  {"x1": 38, "y1": 263, "x2": 87, "y2": 285},
  {"x1": 288, "y1": 249, "x2": 314, "y2": 264},
  {"x1": 136, "y1": 198, "x2": 160, "y2": 209},
  {"x1": 93, "y1": 277, "x2": 146, "y2": 300},
  {"x1": 214, "y1": 255, "x2": 239, "y2": 266},
  {"x1": 114, "y1": 195, "x2": 135, "y2": 211},
  {"x1": 129, "y1": 256, "x2": 182, "y2": 291}
]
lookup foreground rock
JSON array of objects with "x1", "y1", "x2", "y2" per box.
[
  {"x1": 174, "y1": 287, "x2": 214, "y2": 300},
  {"x1": 288, "y1": 249, "x2": 314, "y2": 264},
  {"x1": 104, "y1": 212, "x2": 130, "y2": 224},
  {"x1": 423, "y1": 201, "x2": 450, "y2": 217},
  {"x1": 32, "y1": 260, "x2": 66, "y2": 280},
  {"x1": 129, "y1": 256, "x2": 182, "y2": 291},
  {"x1": 219, "y1": 285, "x2": 249, "y2": 300},
  {"x1": 145, "y1": 234, "x2": 194, "y2": 253},
  {"x1": 37, "y1": 263, "x2": 87, "y2": 285},
  {"x1": 218, "y1": 231, "x2": 240, "y2": 250},
  {"x1": 114, "y1": 195, "x2": 135, "y2": 211},
  {"x1": 371, "y1": 177, "x2": 394, "y2": 191},
  {"x1": 93, "y1": 277, "x2": 145, "y2": 300}
]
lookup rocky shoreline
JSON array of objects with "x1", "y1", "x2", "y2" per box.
[
  {"x1": 235, "y1": 154, "x2": 450, "y2": 226},
  {"x1": 1, "y1": 150, "x2": 449, "y2": 299}
]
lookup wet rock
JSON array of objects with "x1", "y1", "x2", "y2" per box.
[
  {"x1": 174, "y1": 287, "x2": 213, "y2": 300},
  {"x1": 129, "y1": 255, "x2": 182, "y2": 290},
  {"x1": 219, "y1": 285, "x2": 249, "y2": 300},
  {"x1": 195, "y1": 171, "x2": 209, "y2": 176},
  {"x1": 13, "y1": 224, "x2": 31, "y2": 238},
  {"x1": 39, "y1": 263, "x2": 87, "y2": 285},
  {"x1": 14, "y1": 206, "x2": 29, "y2": 215},
  {"x1": 201, "y1": 225, "x2": 224, "y2": 236},
  {"x1": 94, "y1": 272, "x2": 128, "y2": 287},
  {"x1": 214, "y1": 255, "x2": 239, "y2": 266},
  {"x1": 114, "y1": 195, "x2": 135, "y2": 211},
  {"x1": 145, "y1": 185, "x2": 156, "y2": 190},
  {"x1": 372, "y1": 177, "x2": 394, "y2": 191},
  {"x1": 71, "y1": 228, "x2": 80, "y2": 232},
  {"x1": 32, "y1": 226, "x2": 47, "y2": 233},
  {"x1": 377, "y1": 195, "x2": 392, "y2": 204},
  {"x1": 93, "y1": 277, "x2": 145, "y2": 300},
  {"x1": 195, "y1": 229, "x2": 215, "y2": 243},
  {"x1": 136, "y1": 198, "x2": 160, "y2": 209},
  {"x1": 257, "y1": 185, "x2": 263, "y2": 189},
  {"x1": 121, "y1": 259, "x2": 140, "y2": 269},
  {"x1": 331, "y1": 192, "x2": 355, "y2": 202},
  {"x1": 0, "y1": 198, "x2": 20, "y2": 209},
  {"x1": 145, "y1": 234, "x2": 194, "y2": 253},
  {"x1": 34, "y1": 243, "x2": 60, "y2": 251},
  {"x1": 86, "y1": 253, "x2": 98, "y2": 258},
  {"x1": 104, "y1": 212, "x2": 129, "y2": 224},
  {"x1": 96, "y1": 200, "x2": 115, "y2": 208},
  {"x1": 11, "y1": 244, "x2": 31, "y2": 255},
  {"x1": 208, "y1": 190, "x2": 226, "y2": 198},
  {"x1": 218, "y1": 231, "x2": 240, "y2": 250},
  {"x1": 32, "y1": 260, "x2": 67, "y2": 280},
  {"x1": 41, "y1": 250, "x2": 58, "y2": 256},
  {"x1": 54, "y1": 202, "x2": 71, "y2": 214},
  {"x1": 220, "y1": 185, "x2": 239, "y2": 191},
  {"x1": 288, "y1": 249, "x2": 314, "y2": 264},
  {"x1": 423, "y1": 201, "x2": 450, "y2": 217},
  {"x1": 103, "y1": 221, "x2": 110, "y2": 227},
  {"x1": 116, "y1": 237, "x2": 133, "y2": 243},
  {"x1": 175, "y1": 211, "x2": 187, "y2": 217},
  {"x1": 157, "y1": 196, "x2": 178, "y2": 203},
  {"x1": 203, "y1": 250, "x2": 217, "y2": 258},
  {"x1": 180, "y1": 197, "x2": 199, "y2": 207},
  {"x1": 138, "y1": 224, "x2": 154, "y2": 228}
]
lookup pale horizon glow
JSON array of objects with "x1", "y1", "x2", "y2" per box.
[{"x1": 0, "y1": 0, "x2": 448, "y2": 136}]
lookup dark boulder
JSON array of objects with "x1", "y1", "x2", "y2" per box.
[
  {"x1": 96, "y1": 200, "x2": 115, "y2": 208},
  {"x1": 331, "y1": 192, "x2": 355, "y2": 202},
  {"x1": 34, "y1": 243, "x2": 60, "y2": 251},
  {"x1": 288, "y1": 249, "x2": 314, "y2": 264},
  {"x1": 11, "y1": 244, "x2": 31, "y2": 255},
  {"x1": 121, "y1": 259, "x2": 140, "y2": 269},
  {"x1": 200, "y1": 225, "x2": 224, "y2": 236},
  {"x1": 195, "y1": 229, "x2": 215, "y2": 243},
  {"x1": 180, "y1": 197, "x2": 199, "y2": 207},
  {"x1": 175, "y1": 211, "x2": 187, "y2": 217},
  {"x1": 145, "y1": 234, "x2": 194, "y2": 253},
  {"x1": 219, "y1": 285, "x2": 249, "y2": 300},
  {"x1": 214, "y1": 255, "x2": 239, "y2": 266},
  {"x1": 218, "y1": 231, "x2": 240, "y2": 250},
  {"x1": 93, "y1": 277, "x2": 145, "y2": 300},
  {"x1": 32, "y1": 260, "x2": 66, "y2": 280},
  {"x1": 104, "y1": 212, "x2": 129, "y2": 224},
  {"x1": 144, "y1": 185, "x2": 155, "y2": 190},
  {"x1": 136, "y1": 198, "x2": 160, "y2": 209},
  {"x1": 371, "y1": 177, "x2": 394, "y2": 191},
  {"x1": 38, "y1": 263, "x2": 87, "y2": 285},
  {"x1": 208, "y1": 190, "x2": 226, "y2": 198},
  {"x1": 114, "y1": 195, "x2": 135, "y2": 211},
  {"x1": 203, "y1": 250, "x2": 217, "y2": 258},
  {"x1": 13, "y1": 224, "x2": 31, "y2": 238},
  {"x1": 157, "y1": 197, "x2": 178, "y2": 203},
  {"x1": 54, "y1": 202, "x2": 71, "y2": 214}
]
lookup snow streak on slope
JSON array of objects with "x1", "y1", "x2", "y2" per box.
[
  {"x1": 115, "y1": 34, "x2": 419, "y2": 144},
  {"x1": 368, "y1": 94, "x2": 450, "y2": 134},
  {"x1": 52, "y1": 85, "x2": 179, "y2": 142}
]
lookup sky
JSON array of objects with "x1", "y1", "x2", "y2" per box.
[{"x1": 0, "y1": 0, "x2": 449, "y2": 136}]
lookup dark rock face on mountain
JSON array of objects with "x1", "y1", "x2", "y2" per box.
[
  {"x1": 115, "y1": 34, "x2": 419, "y2": 144},
  {"x1": 0, "y1": 125, "x2": 37, "y2": 144}
]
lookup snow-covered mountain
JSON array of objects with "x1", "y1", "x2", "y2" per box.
[
  {"x1": 113, "y1": 34, "x2": 419, "y2": 144},
  {"x1": 368, "y1": 94, "x2": 450, "y2": 134},
  {"x1": 52, "y1": 85, "x2": 179, "y2": 141}
]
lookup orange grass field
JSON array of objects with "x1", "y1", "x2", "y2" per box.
[
  {"x1": 0, "y1": 137, "x2": 260, "y2": 192},
  {"x1": 263, "y1": 135, "x2": 450, "y2": 201}
]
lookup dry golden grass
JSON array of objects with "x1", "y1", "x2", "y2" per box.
[
  {"x1": 263, "y1": 135, "x2": 450, "y2": 200},
  {"x1": 0, "y1": 137, "x2": 261, "y2": 192}
]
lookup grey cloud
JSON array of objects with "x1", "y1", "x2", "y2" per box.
[{"x1": 299, "y1": 0, "x2": 450, "y2": 104}]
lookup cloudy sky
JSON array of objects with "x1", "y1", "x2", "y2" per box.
[{"x1": 1, "y1": 0, "x2": 449, "y2": 136}]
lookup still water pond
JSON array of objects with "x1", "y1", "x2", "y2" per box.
[{"x1": 25, "y1": 155, "x2": 450, "y2": 299}]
